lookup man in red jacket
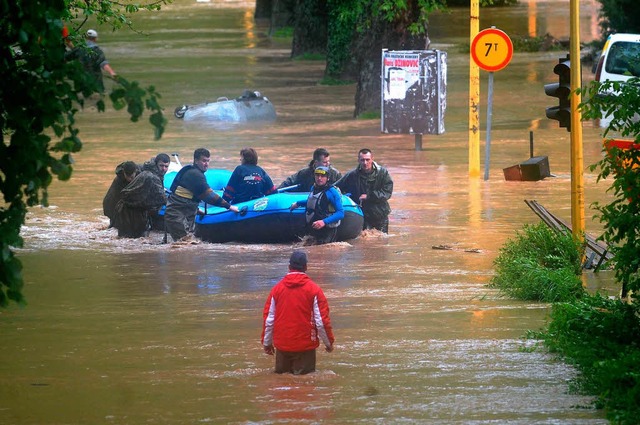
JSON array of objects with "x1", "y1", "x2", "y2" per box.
[{"x1": 261, "y1": 251, "x2": 335, "y2": 374}]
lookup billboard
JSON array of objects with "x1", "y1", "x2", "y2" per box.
[{"x1": 381, "y1": 50, "x2": 447, "y2": 135}]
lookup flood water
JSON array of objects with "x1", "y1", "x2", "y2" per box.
[{"x1": 0, "y1": 0, "x2": 615, "y2": 423}]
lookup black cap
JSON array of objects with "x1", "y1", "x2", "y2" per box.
[{"x1": 289, "y1": 251, "x2": 307, "y2": 271}]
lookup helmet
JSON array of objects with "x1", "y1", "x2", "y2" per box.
[
  {"x1": 314, "y1": 166, "x2": 329, "y2": 175},
  {"x1": 86, "y1": 29, "x2": 98, "y2": 38}
]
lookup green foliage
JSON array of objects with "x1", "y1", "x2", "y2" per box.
[
  {"x1": 578, "y1": 78, "x2": 640, "y2": 298},
  {"x1": 0, "y1": 0, "x2": 168, "y2": 306},
  {"x1": 356, "y1": 111, "x2": 380, "y2": 120},
  {"x1": 490, "y1": 223, "x2": 585, "y2": 302},
  {"x1": 318, "y1": 76, "x2": 355, "y2": 86},
  {"x1": 447, "y1": 0, "x2": 517, "y2": 6},
  {"x1": 325, "y1": 0, "x2": 447, "y2": 79},
  {"x1": 596, "y1": 0, "x2": 640, "y2": 39},
  {"x1": 272, "y1": 27, "x2": 294, "y2": 38},
  {"x1": 510, "y1": 35, "x2": 564, "y2": 53},
  {"x1": 458, "y1": 35, "x2": 565, "y2": 54},
  {"x1": 293, "y1": 53, "x2": 326, "y2": 61},
  {"x1": 533, "y1": 294, "x2": 640, "y2": 424}
]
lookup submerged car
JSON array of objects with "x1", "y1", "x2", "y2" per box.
[{"x1": 174, "y1": 90, "x2": 277, "y2": 122}]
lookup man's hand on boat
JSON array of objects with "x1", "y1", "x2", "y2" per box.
[{"x1": 229, "y1": 205, "x2": 240, "y2": 213}]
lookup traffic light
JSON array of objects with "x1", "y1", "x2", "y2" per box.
[{"x1": 544, "y1": 55, "x2": 571, "y2": 132}]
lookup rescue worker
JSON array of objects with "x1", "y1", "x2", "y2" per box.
[
  {"x1": 278, "y1": 148, "x2": 341, "y2": 192},
  {"x1": 336, "y1": 148, "x2": 393, "y2": 233},
  {"x1": 113, "y1": 154, "x2": 170, "y2": 238},
  {"x1": 223, "y1": 147, "x2": 277, "y2": 204},
  {"x1": 103, "y1": 161, "x2": 139, "y2": 228},
  {"x1": 289, "y1": 166, "x2": 344, "y2": 245},
  {"x1": 164, "y1": 148, "x2": 239, "y2": 242}
]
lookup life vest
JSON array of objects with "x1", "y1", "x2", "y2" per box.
[
  {"x1": 305, "y1": 186, "x2": 340, "y2": 228},
  {"x1": 169, "y1": 164, "x2": 199, "y2": 201}
]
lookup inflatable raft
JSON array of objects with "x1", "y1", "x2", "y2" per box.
[
  {"x1": 174, "y1": 90, "x2": 276, "y2": 122},
  {"x1": 163, "y1": 169, "x2": 363, "y2": 243}
]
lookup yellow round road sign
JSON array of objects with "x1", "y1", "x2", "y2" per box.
[{"x1": 471, "y1": 28, "x2": 513, "y2": 72}]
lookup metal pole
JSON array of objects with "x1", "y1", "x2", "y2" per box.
[
  {"x1": 469, "y1": 0, "x2": 480, "y2": 177},
  {"x1": 483, "y1": 72, "x2": 494, "y2": 180},
  {"x1": 415, "y1": 134, "x2": 423, "y2": 151},
  {"x1": 570, "y1": 0, "x2": 585, "y2": 241}
]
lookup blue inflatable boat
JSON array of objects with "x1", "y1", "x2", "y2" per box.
[
  {"x1": 163, "y1": 169, "x2": 364, "y2": 243},
  {"x1": 174, "y1": 90, "x2": 276, "y2": 122}
]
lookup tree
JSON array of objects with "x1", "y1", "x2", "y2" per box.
[
  {"x1": 291, "y1": 0, "x2": 328, "y2": 58},
  {"x1": 326, "y1": 0, "x2": 445, "y2": 116},
  {"x1": 579, "y1": 77, "x2": 640, "y2": 299},
  {"x1": 596, "y1": 0, "x2": 640, "y2": 39},
  {"x1": 0, "y1": 0, "x2": 168, "y2": 307}
]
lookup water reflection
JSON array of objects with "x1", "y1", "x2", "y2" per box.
[{"x1": 0, "y1": 1, "x2": 614, "y2": 424}]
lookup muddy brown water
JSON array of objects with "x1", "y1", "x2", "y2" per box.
[{"x1": 0, "y1": 1, "x2": 614, "y2": 423}]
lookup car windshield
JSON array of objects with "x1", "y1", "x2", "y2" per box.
[{"x1": 605, "y1": 41, "x2": 640, "y2": 77}]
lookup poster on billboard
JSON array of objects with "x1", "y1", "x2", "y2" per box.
[{"x1": 381, "y1": 49, "x2": 447, "y2": 135}]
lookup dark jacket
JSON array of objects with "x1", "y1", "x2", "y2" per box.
[
  {"x1": 336, "y1": 162, "x2": 393, "y2": 222},
  {"x1": 278, "y1": 162, "x2": 342, "y2": 192},
  {"x1": 103, "y1": 162, "x2": 139, "y2": 226},
  {"x1": 223, "y1": 164, "x2": 277, "y2": 204},
  {"x1": 113, "y1": 161, "x2": 166, "y2": 238},
  {"x1": 64, "y1": 41, "x2": 109, "y2": 92}
]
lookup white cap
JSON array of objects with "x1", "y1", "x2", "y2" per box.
[{"x1": 86, "y1": 29, "x2": 98, "y2": 38}]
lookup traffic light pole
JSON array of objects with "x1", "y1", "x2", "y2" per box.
[{"x1": 570, "y1": 0, "x2": 585, "y2": 242}]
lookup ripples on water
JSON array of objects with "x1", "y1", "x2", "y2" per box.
[{"x1": 1, "y1": 0, "x2": 613, "y2": 423}]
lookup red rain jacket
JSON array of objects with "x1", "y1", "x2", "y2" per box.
[{"x1": 262, "y1": 271, "x2": 334, "y2": 352}]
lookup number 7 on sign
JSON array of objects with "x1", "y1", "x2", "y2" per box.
[
  {"x1": 472, "y1": 28, "x2": 513, "y2": 72},
  {"x1": 485, "y1": 42, "x2": 499, "y2": 57}
]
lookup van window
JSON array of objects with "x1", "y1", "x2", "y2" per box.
[{"x1": 605, "y1": 41, "x2": 640, "y2": 78}]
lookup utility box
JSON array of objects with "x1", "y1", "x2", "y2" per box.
[
  {"x1": 381, "y1": 49, "x2": 447, "y2": 135},
  {"x1": 503, "y1": 156, "x2": 551, "y2": 181}
]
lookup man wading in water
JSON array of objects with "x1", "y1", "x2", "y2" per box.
[
  {"x1": 164, "y1": 148, "x2": 239, "y2": 242},
  {"x1": 261, "y1": 251, "x2": 335, "y2": 374},
  {"x1": 289, "y1": 166, "x2": 344, "y2": 245}
]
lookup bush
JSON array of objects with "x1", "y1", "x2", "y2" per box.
[
  {"x1": 490, "y1": 223, "x2": 585, "y2": 302},
  {"x1": 532, "y1": 294, "x2": 640, "y2": 424}
]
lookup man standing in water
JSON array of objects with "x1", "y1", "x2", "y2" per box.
[
  {"x1": 336, "y1": 148, "x2": 393, "y2": 233},
  {"x1": 262, "y1": 251, "x2": 334, "y2": 374},
  {"x1": 64, "y1": 29, "x2": 117, "y2": 93},
  {"x1": 289, "y1": 166, "x2": 344, "y2": 245},
  {"x1": 165, "y1": 148, "x2": 239, "y2": 242},
  {"x1": 113, "y1": 153, "x2": 170, "y2": 238},
  {"x1": 278, "y1": 147, "x2": 342, "y2": 192},
  {"x1": 103, "y1": 161, "x2": 139, "y2": 228}
]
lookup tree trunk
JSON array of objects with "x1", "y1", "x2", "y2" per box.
[
  {"x1": 254, "y1": 0, "x2": 272, "y2": 20},
  {"x1": 291, "y1": 0, "x2": 328, "y2": 58},
  {"x1": 255, "y1": 0, "x2": 295, "y2": 37}
]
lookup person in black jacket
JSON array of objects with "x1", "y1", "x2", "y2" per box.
[
  {"x1": 165, "y1": 148, "x2": 239, "y2": 242},
  {"x1": 278, "y1": 148, "x2": 341, "y2": 192},
  {"x1": 64, "y1": 29, "x2": 117, "y2": 93},
  {"x1": 103, "y1": 161, "x2": 139, "y2": 228},
  {"x1": 113, "y1": 154, "x2": 170, "y2": 238},
  {"x1": 336, "y1": 148, "x2": 393, "y2": 233}
]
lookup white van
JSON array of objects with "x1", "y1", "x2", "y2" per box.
[
  {"x1": 594, "y1": 33, "x2": 640, "y2": 84},
  {"x1": 592, "y1": 33, "x2": 640, "y2": 128}
]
